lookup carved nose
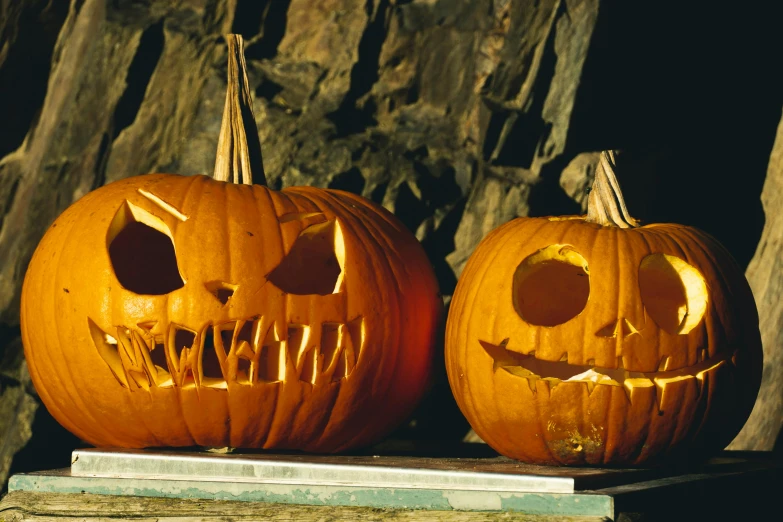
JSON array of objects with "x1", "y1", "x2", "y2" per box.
[{"x1": 596, "y1": 318, "x2": 640, "y2": 339}]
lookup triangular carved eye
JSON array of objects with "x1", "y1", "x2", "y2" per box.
[
  {"x1": 513, "y1": 244, "x2": 590, "y2": 326},
  {"x1": 268, "y1": 220, "x2": 345, "y2": 295},
  {"x1": 108, "y1": 201, "x2": 184, "y2": 295}
]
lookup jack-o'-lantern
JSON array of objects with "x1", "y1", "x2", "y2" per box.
[
  {"x1": 445, "y1": 151, "x2": 762, "y2": 466},
  {"x1": 21, "y1": 36, "x2": 441, "y2": 451}
]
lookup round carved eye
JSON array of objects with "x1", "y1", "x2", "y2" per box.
[
  {"x1": 639, "y1": 253, "x2": 708, "y2": 334},
  {"x1": 512, "y1": 245, "x2": 590, "y2": 326}
]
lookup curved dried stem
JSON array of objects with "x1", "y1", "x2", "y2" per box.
[
  {"x1": 586, "y1": 150, "x2": 638, "y2": 228},
  {"x1": 213, "y1": 34, "x2": 267, "y2": 186}
]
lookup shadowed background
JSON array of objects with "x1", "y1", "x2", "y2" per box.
[{"x1": 2, "y1": 0, "x2": 783, "y2": 490}]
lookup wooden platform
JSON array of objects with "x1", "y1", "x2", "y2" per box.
[{"x1": 1, "y1": 446, "x2": 780, "y2": 521}]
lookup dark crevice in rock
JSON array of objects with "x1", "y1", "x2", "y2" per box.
[
  {"x1": 91, "y1": 133, "x2": 111, "y2": 190},
  {"x1": 112, "y1": 20, "x2": 165, "y2": 141},
  {"x1": 0, "y1": 0, "x2": 69, "y2": 158},
  {"x1": 527, "y1": 154, "x2": 581, "y2": 218},
  {"x1": 255, "y1": 79, "x2": 284, "y2": 102},
  {"x1": 230, "y1": 0, "x2": 269, "y2": 39},
  {"x1": 328, "y1": 167, "x2": 366, "y2": 194},
  {"x1": 487, "y1": 5, "x2": 560, "y2": 169},
  {"x1": 0, "y1": 177, "x2": 21, "y2": 235},
  {"x1": 370, "y1": 180, "x2": 389, "y2": 204},
  {"x1": 244, "y1": 0, "x2": 291, "y2": 59},
  {"x1": 421, "y1": 198, "x2": 467, "y2": 296},
  {"x1": 327, "y1": 0, "x2": 390, "y2": 136},
  {"x1": 394, "y1": 181, "x2": 428, "y2": 233}
]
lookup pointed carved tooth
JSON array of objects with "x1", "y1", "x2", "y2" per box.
[
  {"x1": 320, "y1": 323, "x2": 344, "y2": 383},
  {"x1": 339, "y1": 323, "x2": 358, "y2": 379},
  {"x1": 501, "y1": 365, "x2": 535, "y2": 379},
  {"x1": 199, "y1": 324, "x2": 228, "y2": 388},
  {"x1": 653, "y1": 375, "x2": 695, "y2": 413},
  {"x1": 251, "y1": 317, "x2": 264, "y2": 353},
  {"x1": 559, "y1": 353, "x2": 568, "y2": 362},
  {"x1": 622, "y1": 318, "x2": 640, "y2": 338},
  {"x1": 345, "y1": 316, "x2": 364, "y2": 365},
  {"x1": 286, "y1": 324, "x2": 311, "y2": 373},
  {"x1": 617, "y1": 356, "x2": 626, "y2": 369},
  {"x1": 657, "y1": 356, "x2": 670, "y2": 371},
  {"x1": 622, "y1": 378, "x2": 654, "y2": 403},
  {"x1": 212, "y1": 325, "x2": 228, "y2": 373},
  {"x1": 132, "y1": 330, "x2": 156, "y2": 382},
  {"x1": 169, "y1": 325, "x2": 198, "y2": 387},
  {"x1": 88, "y1": 319, "x2": 129, "y2": 388},
  {"x1": 480, "y1": 340, "x2": 527, "y2": 370},
  {"x1": 236, "y1": 340, "x2": 254, "y2": 360},
  {"x1": 115, "y1": 327, "x2": 135, "y2": 363},
  {"x1": 254, "y1": 317, "x2": 281, "y2": 383},
  {"x1": 137, "y1": 321, "x2": 158, "y2": 332},
  {"x1": 235, "y1": 320, "x2": 253, "y2": 352},
  {"x1": 298, "y1": 343, "x2": 320, "y2": 385},
  {"x1": 695, "y1": 372, "x2": 705, "y2": 395}
]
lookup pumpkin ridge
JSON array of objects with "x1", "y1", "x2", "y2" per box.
[
  {"x1": 55, "y1": 191, "x2": 143, "y2": 446},
  {"x1": 461, "y1": 219, "x2": 545, "y2": 440},
  {"x1": 21, "y1": 208, "x2": 95, "y2": 443},
  {"x1": 311, "y1": 189, "x2": 408, "y2": 450}
]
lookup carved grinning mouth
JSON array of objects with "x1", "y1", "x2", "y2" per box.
[
  {"x1": 480, "y1": 339, "x2": 735, "y2": 400},
  {"x1": 89, "y1": 316, "x2": 365, "y2": 391}
]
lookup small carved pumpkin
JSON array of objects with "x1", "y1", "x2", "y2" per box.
[
  {"x1": 445, "y1": 152, "x2": 762, "y2": 465},
  {"x1": 21, "y1": 36, "x2": 441, "y2": 451}
]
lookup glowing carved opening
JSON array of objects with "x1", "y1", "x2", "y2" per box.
[
  {"x1": 108, "y1": 201, "x2": 184, "y2": 295},
  {"x1": 89, "y1": 316, "x2": 365, "y2": 390},
  {"x1": 512, "y1": 245, "x2": 590, "y2": 326},
  {"x1": 201, "y1": 327, "x2": 225, "y2": 385},
  {"x1": 639, "y1": 253, "x2": 708, "y2": 334},
  {"x1": 88, "y1": 318, "x2": 128, "y2": 388},
  {"x1": 481, "y1": 338, "x2": 733, "y2": 400},
  {"x1": 268, "y1": 220, "x2": 345, "y2": 295},
  {"x1": 205, "y1": 281, "x2": 237, "y2": 305}
]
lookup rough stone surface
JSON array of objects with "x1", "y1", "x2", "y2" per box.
[{"x1": 730, "y1": 108, "x2": 783, "y2": 451}]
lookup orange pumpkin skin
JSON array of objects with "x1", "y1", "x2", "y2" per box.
[
  {"x1": 445, "y1": 216, "x2": 762, "y2": 466},
  {"x1": 21, "y1": 173, "x2": 441, "y2": 451}
]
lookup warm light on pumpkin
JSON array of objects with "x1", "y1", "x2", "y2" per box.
[
  {"x1": 446, "y1": 151, "x2": 763, "y2": 466},
  {"x1": 20, "y1": 35, "x2": 441, "y2": 451}
]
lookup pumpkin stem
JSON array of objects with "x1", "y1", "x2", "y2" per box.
[
  {"x1": 213, "y1": 34, "x2": 267, "y2": 186},
  {"x1": 585, "y1": 151, "x2": 638, "y2": 228}
]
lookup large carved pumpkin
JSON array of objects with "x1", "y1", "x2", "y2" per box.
[
  {"x1": 445, "y1": 152, "x2": 762, "y2": 465},
  {"x1": 21, "y1": 36, "x2": 441, "y2": 451}
]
